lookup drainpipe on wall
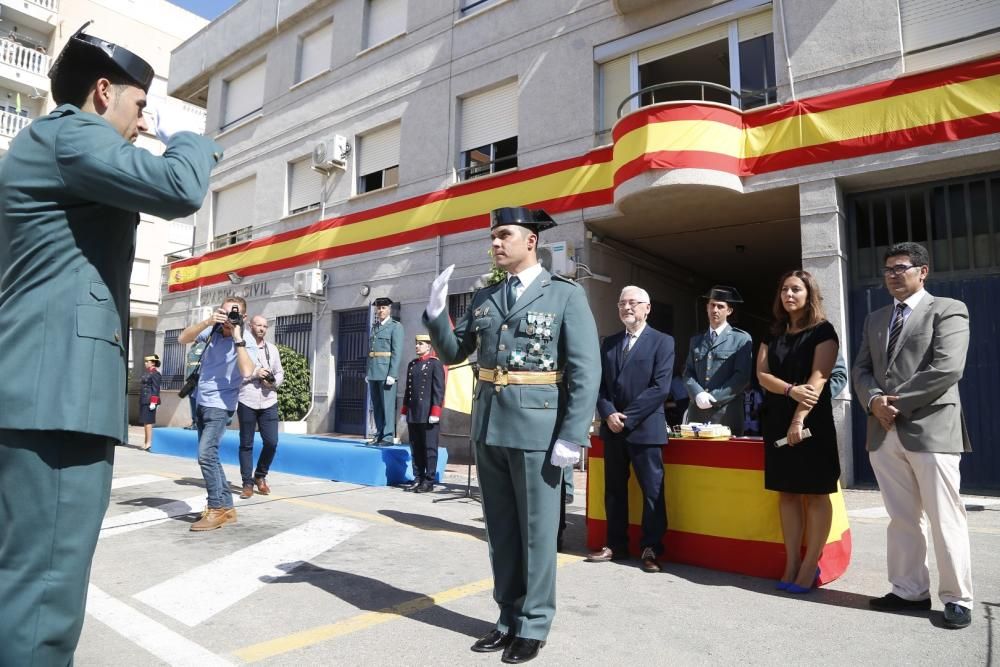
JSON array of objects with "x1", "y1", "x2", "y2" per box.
[{"x1": 776, "y1": 0, "x2": 796, "y2": 101}]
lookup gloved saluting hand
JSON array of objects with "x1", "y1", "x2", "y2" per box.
[
  {"x1": 152, "y1": 106, "x2": 200, "y2": 144},
  {"x1": 426, "y1": 264, "x2": 455, "y2": 319}
]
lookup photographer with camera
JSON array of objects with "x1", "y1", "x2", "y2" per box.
[
  {"x1": 237, "y1": 315, "x2": 284, "y2": 498},
  {"x1": 178, "y1": 297, "x2": 257, "y2": 531}
]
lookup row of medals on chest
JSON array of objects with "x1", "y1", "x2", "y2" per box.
[{"x1": 512, "y1": 311, "x2": 557, "y2": 371}]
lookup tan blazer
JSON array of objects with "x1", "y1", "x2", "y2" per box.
[{"x1": 852, "y1": 292, "x2": 971, "y2": 453}]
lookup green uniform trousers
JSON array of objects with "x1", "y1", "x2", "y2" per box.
[
  {"x1": 0, "y1": 430, "x2": 114, "y2": 666},
  {"x1": 476, "y1": 441, "x2": 562, "y2": 640}
]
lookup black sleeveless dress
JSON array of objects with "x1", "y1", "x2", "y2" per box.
[{"x1": 761, "y1": 321, "x2": 840, "y2": 494}]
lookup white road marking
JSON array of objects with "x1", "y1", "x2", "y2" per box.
[
  {"x1": 133, "y1": 515, "x2": 368, "y2": 627},
  {"x1": 86, "y1": 585, "x2": 233, "y2": 667},
  {"x1": 100, "y1": 495, "x2": 207, "y2": 539},
  {"x1": 848, "y1": 496, "x2": 1000, "y2": 519},
  {"x1": 111, "y1": 474, "x2": 169, "y2": 490}
]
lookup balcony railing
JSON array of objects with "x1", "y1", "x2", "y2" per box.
[
  {"x1": 1, "y1": 39, "x2": 50, "y2": 76},
  {"x1": 28, "y1": 0, "x2": 59, "y2": 10},
  {"x1": 617, "y1": 80, "x2": 778, "y2": 118},
  {"x1": 0, "y1": 108, "x2": 30, "y2": 138}
]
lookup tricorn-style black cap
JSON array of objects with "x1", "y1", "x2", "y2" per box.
[
  {"x1": 373, "y1": 297, "x2": 393, "y2": 307},
  {"x1": 48, "y1": 22, "x2": 155, "y2": 95},
  {"x1": 703, "y1": 285, "x2": 743, "y2": 304},
  {"x1": 490, "y1": 207, "x2": 557, "y2": 234}
]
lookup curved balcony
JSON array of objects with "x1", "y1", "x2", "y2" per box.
[{"x1": 611, "y1": 81, "x2": 750, "y2": 222}]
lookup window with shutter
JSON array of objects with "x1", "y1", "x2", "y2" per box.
[
  {"x1": 288, "y1": 158, "x2": 324, "y2": 214},
  {"x1": 458, "y1": 80, "x2": 518, "y2": 181},
  {"x1": 357, "y1": 123, "x2": 401, "y2": 194},
  {"x1": 366, "y1": 0, "x2": 407, "y2": 48},
  {"x1": 298, "y1": 21, "x2": 333, "y2": 83},
  {"x1": 223, "y1": 61, "x2": 266, "y2": 127},
  {"x1": 213, "y1": 178, "x2": 256, "y2": 241}
]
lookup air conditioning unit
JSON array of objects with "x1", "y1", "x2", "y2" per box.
[
  {"x1": 311, "y1": 135, "x2": 349, "y2": 171},
  {"x1": 539, "y1": 241, "x2": 576, "y2": 277},
  {"x1": 293, "y1": 268, "x2": 325, "y2": 296}
]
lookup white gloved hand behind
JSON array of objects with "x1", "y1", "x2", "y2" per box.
[
  {"x1": 550, "y1": 439, "x2": 580, "y2": 468},
  {"x1": 385, "y1": 376, "x2": 395, "y2": 386},
  {"x1": 149, "y1": 403, "x2": 157, "y2": 411},
  {"x1": 426, "y1": 264, "x2": 455, "y2": 320},
  {"x1": 428, "y1": 415, "x2": 440, "y2": 424},
  {"x1": 695, "y1": 391, "x2": 716, "y2": 410},
  {"x1": 153, "y1": 106, "x2": 198, "y2": 144}
]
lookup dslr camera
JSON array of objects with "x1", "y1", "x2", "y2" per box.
[
  {"x1": 261, "y1": 370, "x2": 276, "y2": 384},
  {"x1": 226, "y1": 305, "x2": 244, "y2": 330}
]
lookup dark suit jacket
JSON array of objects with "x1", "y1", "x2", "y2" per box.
[
  {"x1": 852, "y1": 292, "x2": 971, "y2": 453},
  {"x1": 597, "y1": 326, "x2": 674, "y2": 445},
  {"x1": 0, "y1": 104, "x2": 220, "y2": 442},
  {"x1": 402, "y1": 356, "x2": 445, "y2": 423}
]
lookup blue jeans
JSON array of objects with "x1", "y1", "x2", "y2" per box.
[
  {"x1": 237, "y1": 402, "x2": 279, "y2": 486},
  {"x1": 196, "y1": 405, "x2": 235, "y2": 509}
]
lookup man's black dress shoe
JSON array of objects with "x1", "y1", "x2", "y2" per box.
[
  {"x1": 470, "y1": 629, "x2": 513, "y2": 653},
  {"x1": 869, "y1": 592, "x2": 932, "y2": 611},
  {"x1": 943, "y1": 602, "x2": 972, "y2": 628},
  {"x1": 501, "y1": 637, "x2": 544, "y2": 664}
]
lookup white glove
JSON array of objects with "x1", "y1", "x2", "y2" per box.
[
  {"x1": 695, "y1": 391, "x2": 716, "y2": 410},
  {"x1": 385, "y1": 376, "x2": 395, "y2": 386},
  {"x1": 550, "y1": 439, "x2": 580, "y2": 468},
  {"x1": 428, "y1": 415, "x2": 440, "y2": 424},
  {"x1": 152, "y1": 106, "x2": 198, "y2": 144},
  {"x1": 149, "y1": 403, "x2": 157, "y2": 411},
  {"x1": 426, "y1": 264, "x2": 455, "y2": 320}
]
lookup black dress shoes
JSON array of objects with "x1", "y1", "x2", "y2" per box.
[
  {"x1": 470, "y1": 629, "x2": 513, "y2": 653},
  {"x1": 943, "y1": 602, "x2": 972, "y2": 628},
  {"x1": 501, "y1": 637, "x2": 544, "y2": 664},
  {"x1": 413, "y1": 479, "x2": 435, "y2": 493},
  {"x1": 401, "y1": 478, "x2": 422, "y2": 491},
  {"x1": 869, "y1": 592, "x2": 932, "y2": 611}
]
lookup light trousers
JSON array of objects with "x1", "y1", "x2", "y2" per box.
[{"x1": 869, "y1": 429, "x2": 973, "y2": 607}]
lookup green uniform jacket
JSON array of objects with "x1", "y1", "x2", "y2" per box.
[
  {"x1": 0, "y1": 104, "x2": 221, "y2": 443},
  {"x1": 683, "y1": 326, "x2": 753, "y2": 431},
  {"x1": 425, "y1": 269, "x2": 600, "y2": 450},
  {"x1": 366, "y1": 317, "x2": 403, "y2": 381}
]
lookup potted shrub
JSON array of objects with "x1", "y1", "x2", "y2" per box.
[{"x1": 276, "y1": 344, "x2": 311, "y2": 433}]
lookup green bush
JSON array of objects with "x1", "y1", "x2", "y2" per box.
[{"x1": 276, "y1": 344, "x2": 311, "y2": 421}]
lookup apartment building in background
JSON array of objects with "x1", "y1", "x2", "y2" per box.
[{"x1": 149, "y1": 0, "x2": 999, "y2": 488}]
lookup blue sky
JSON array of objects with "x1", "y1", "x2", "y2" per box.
[{"x1": 168, "y1": 0, "x2": 240, "y2": 21}]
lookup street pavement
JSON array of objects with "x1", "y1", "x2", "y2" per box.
[{"x1": 75, "y1": 429, "x2": 1000, "y2": 666}]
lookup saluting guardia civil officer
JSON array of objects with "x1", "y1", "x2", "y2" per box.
[
  {"x1": 0, "y1": 23, "x2": 221, "y2": 665},
  {"x1": 367, "y1": 296, "x2": 404, "y2": 444},
  {"x1": 683, "y1": 286, "x2": 753, "y2": 434},
  {"x1": 424, "y1": 207, "x2": 600, "y2": 664}
]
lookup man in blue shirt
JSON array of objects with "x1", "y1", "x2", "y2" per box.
[{"x1": 178, "y1": 297, "x2": 257, "y2": 531}]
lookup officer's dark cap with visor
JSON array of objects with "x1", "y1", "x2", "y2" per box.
[
  {"x1": 490, "y1": 207, "x2": 557, "y2": 235},
  {"x1": 373, "y1": 297, "x2": 393, "y2": 307},
  {"x1": 48, "y1": 22, "x2": 155, "y2": 102},
  {"x1": 703, "y1": 285, "x2": 744, "y2": 304}
]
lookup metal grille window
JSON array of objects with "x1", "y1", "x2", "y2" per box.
[
  {"x1": 162, "y1": 329, "x2": 185, "y2": 390},
  {"x1": 274, "y1": 314, "x2": 313, "y2": 364},
  {"x1": 448, "y1": 292, "x2": 474, "y2": 322},
  {"x1": 848, "y1": 171, "x2": 1000, "y2": 284}
]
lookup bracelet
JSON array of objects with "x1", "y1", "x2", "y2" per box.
[{"x1": 784, "y1": 383, "x2": 795, "y2": 397}]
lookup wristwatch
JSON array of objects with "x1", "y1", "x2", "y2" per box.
[{"x1": 234, "y1": 340, "x2": 246, "y2": 348}]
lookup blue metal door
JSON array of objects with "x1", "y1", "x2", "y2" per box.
[{"x1": 334, "y1": 309, "x2": 369, "y2": 435}]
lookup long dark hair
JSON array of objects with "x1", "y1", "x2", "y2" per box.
[{"x1": 770, "y1": 270, "x2": 826, "y2": 335}]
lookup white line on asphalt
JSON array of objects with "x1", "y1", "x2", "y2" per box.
[
  {"x1": 111, "y1": 474, "x2": 169, "y2": 490},
  {"x1": 86, "y1": 585, "x2": 233, "y2": 667},
  {"x1": 133, "y1": 515, "x2": 368, "y2": 627},
  {"x1": 848, "y1": 496, "x2": 1000, "y2": 519},
  {"x1": 100, "y1": 495, "x2": 207, "y2": 539}
]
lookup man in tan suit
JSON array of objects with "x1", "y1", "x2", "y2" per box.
[{"x1": 852, "y1": 242, "x2": 973, "y2": 629}]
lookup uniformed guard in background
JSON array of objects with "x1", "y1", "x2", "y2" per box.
[
  {"x1": 139, "y1": 354, "x2": 162, "y2": 451},
  {"x1": 424, "y1": 207, "x2": 600, "y2": 664},
  {"x1": 0, "y1": 22, "x2": 221, "y2": 664},
  {"x1": 367, "y1": 296, "x2": 404, "y2": 444},
  {"x1": 401, "y1": 333, "x2": 446, "y2": 493},
  {"x1": 683, "y1": 285, "x2": 753, "y2": 434}
]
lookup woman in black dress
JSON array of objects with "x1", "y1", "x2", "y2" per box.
[
  {"x1": 756, "y1": 270, "x2": 839, "y2": 593},
  {"x1": 139, "y1": 354, "x2": 161, "y2": 451}
]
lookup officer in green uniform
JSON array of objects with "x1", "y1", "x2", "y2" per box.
[
  {"x1": 0, "y1": 23, "x2": 221, "y2": 665},
  {"x1": 683, "y1": 285, "x2": 753, "y2": 434},
  {"x1": 424, "y1": 207, "x2": 600, "y2": 664},
  {"x1": 367, "y1": 296, "x2": 404, "y2": 444}
]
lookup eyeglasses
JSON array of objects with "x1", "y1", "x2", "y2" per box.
[
  {"x1": 882, "y1": 264, "x2": 918, "y2": 277},
  {"x1": 617, "y1": 300, "x2": 648, "y2": 309}
]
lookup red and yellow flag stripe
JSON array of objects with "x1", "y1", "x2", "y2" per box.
[
  {"x1": 586, "y1": 436, "x2": 852, "y2": 583},
  {"x1": 170, "y1": 55, "x2": 1000, "y2": 292}
]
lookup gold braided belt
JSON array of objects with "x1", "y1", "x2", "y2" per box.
[
  {"x1": 478, "y1": 368, "x2": 563, "y2": 386},
  {"x1": 368, "y1": 351, "x2": 392, "y2": 357}
]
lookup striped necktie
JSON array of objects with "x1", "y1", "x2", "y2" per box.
[{"x1": 886, "y1": 303, "x2": 907, "y2": 361}]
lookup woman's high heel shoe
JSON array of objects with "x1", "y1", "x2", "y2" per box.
[{"x1": 786, "y1": 567, "x2": 821, "y2": 595}]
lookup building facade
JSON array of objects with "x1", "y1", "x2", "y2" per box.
[
  {"x1": 160, "y1": 0, "x2": 1000, "y2": 488},
  {"x1": 0, "y1": 0, "x2": 208, "y2": 417}
]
